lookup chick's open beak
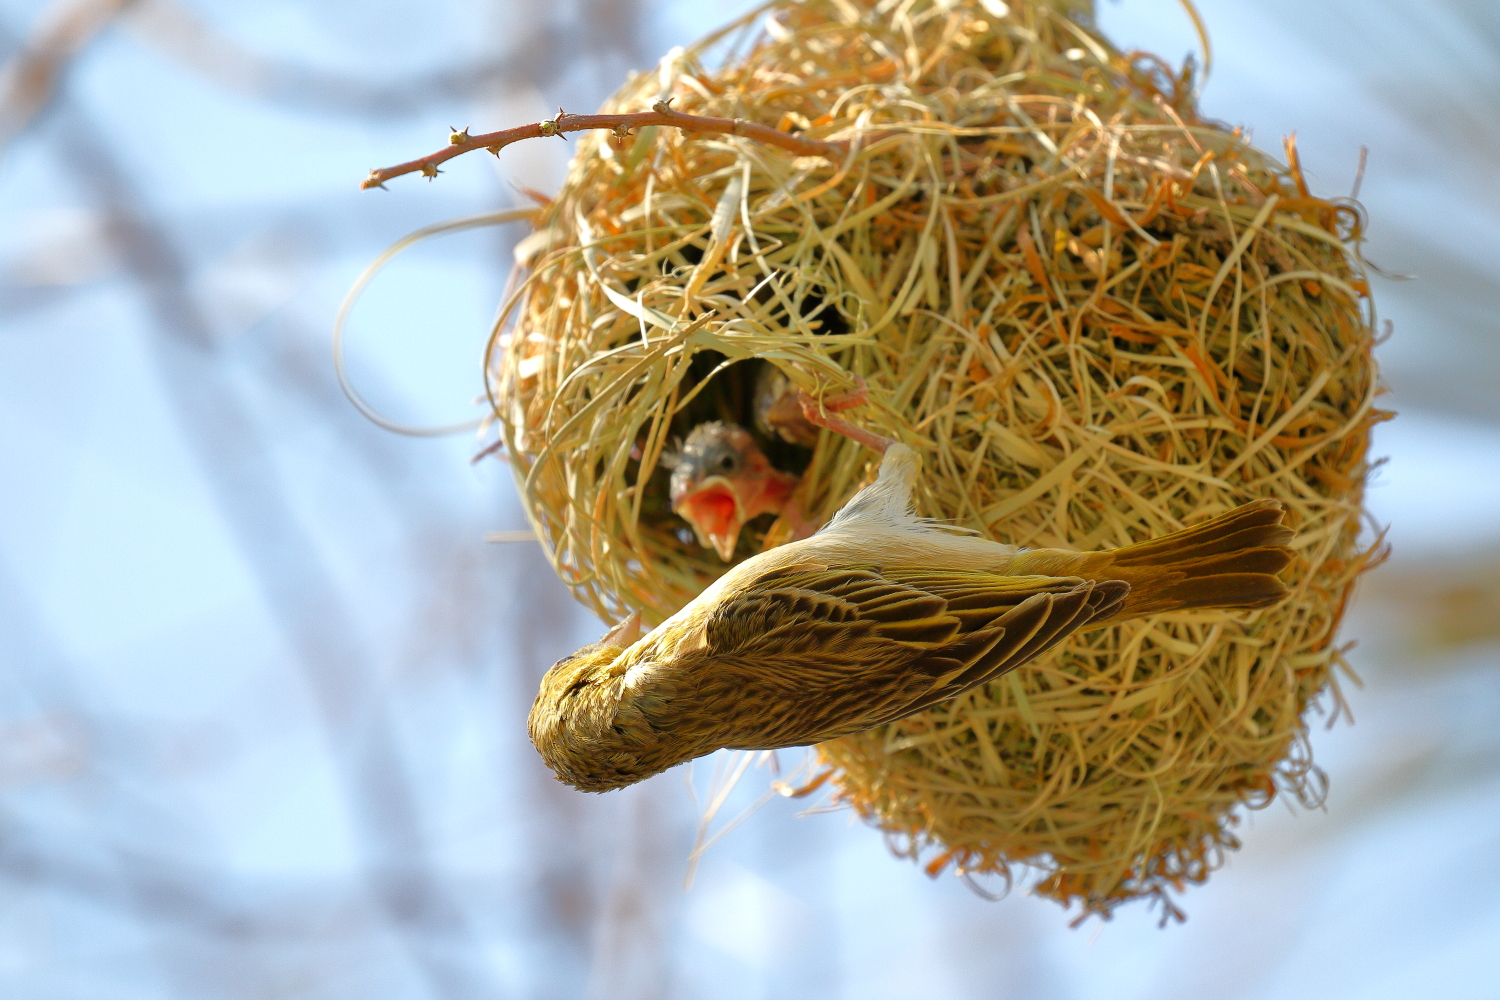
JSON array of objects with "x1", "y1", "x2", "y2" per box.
[{"x1": 673, "y1": 475, "x2": 746, "y2": 562}]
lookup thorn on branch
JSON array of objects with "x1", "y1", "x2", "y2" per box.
[
  {"x1": 421, "y1": 163, "x2": 441, "y2": 179},
  {"x1": 449, "y1": 126, "x2": 470, "y2": 145}
]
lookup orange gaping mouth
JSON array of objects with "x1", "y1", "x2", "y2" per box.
[{"x1": 676, "y1": 478, "x2": 743, "y2": 561}]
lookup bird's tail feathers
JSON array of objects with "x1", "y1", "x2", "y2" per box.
[
  {"x1": 1092, "y1": 499, "x2": 1293, "y2": 620},
  {"x1": 1009, "y1": 499, "x2": 1294, "y2": 624}
]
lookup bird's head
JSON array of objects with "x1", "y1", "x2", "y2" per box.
[
  {"x1": 669, "y1": 421, "x2": 794, "y2": 562},
  {"x1": 527, "y1": 611, "x2": 686, "y2": 792}
]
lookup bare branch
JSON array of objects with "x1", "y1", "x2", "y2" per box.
[{"x1": 363, "y1": 101, "x2": 857, "y2": 189}]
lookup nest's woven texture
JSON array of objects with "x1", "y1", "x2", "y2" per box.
[{"x1": 493, "y1": 0, "x2": 1385, "y2": 917}]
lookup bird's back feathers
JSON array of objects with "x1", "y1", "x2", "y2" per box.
[{"x1": 821, "y1": 444, "x2": 921, "y2": 531}]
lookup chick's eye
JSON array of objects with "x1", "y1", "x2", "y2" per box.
[{"x1": 718, "y1": 454, "x2": 737, "y2": 472}]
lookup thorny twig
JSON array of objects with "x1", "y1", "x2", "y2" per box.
[{"x1": 362, "y1": 100, "x2": 865, "y2": 189}]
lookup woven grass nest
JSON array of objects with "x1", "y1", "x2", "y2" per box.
[{"x1": 490, "y1": 0, "x2": 1386, "y2": 919}]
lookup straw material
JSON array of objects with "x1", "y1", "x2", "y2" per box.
[{"x1": 491, "y1": 0, "x2": 1386, "y2": 918}]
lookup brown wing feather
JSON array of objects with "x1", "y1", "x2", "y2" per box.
[
  {"x1": 650, "y1": 564, "x2": 1130, "y2": 751},
  {"x1": 871, "y1": 575, "x2": 1129, "y2": 722}
]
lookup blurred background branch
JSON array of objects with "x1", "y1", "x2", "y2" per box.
[
  {"x1": 119, "y1": 0, "x2": 567, "y2": 118},
  {"x1": 0, "y1": 0, "x2": 136, "y2": 147}
]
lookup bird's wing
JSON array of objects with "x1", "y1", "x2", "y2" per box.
[{"x1": 661, "y1": 564, "x2": 1128, "y2": 749}]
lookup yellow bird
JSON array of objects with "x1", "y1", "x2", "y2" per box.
[{"x1": 530, "y1": 443, "x2": 1293, "y2": 792}]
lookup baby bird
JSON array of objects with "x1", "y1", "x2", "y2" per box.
[
  {"x1": 670, "y1": 365, "x2": 881, "y2": 560},
  {"x1": 669, "y1": 422, "x2": 801, "y2": 561},
  {"x1": 531, "y1": 444, "x2": 1294, "y2": 792}
]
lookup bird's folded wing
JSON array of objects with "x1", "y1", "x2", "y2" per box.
[
  {"x1": 872, "y1": 566, "x2": 1128, "y2": 720},
  {"x1": 682, "y1": 564, "x2": 1128, "y2": 748}
]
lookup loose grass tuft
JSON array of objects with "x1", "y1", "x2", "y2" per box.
[{"x1": 490, "y1": 0, "x2": 1387, "y2": 919}]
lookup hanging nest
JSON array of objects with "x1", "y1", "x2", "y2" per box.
[{"x1": 490, "y1": 0, "x2": 1387, "y2": 919}]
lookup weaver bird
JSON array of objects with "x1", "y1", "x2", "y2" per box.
[
  {"x1": 670, "y1": 366, "x2": 880, "y2": 560},
  {"x1": 531, "y1": 443, "x2": 1294, "y2": 792}
]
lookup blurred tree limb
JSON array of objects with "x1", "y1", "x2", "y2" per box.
[
  {"x1": 1361, "y1": 547, "x2": 1500, "y2": 655},
  {"x1": 44, "y1": 86, "x2": 498, "y2": 997},
  {"x1": 0, "y1": 0, "x2": 136, "y2": 149},
  {"x1": 119, "y1": 0, "x2": 618, "y2": 118}
]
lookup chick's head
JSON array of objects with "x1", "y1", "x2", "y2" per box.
[{"x1": 669, "y1": 421, "x2": 797, "y2": 561}]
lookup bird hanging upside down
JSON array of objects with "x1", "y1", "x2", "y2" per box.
[{"x1": 531, "y1": 440, "x2": 1295, "y2": 792}]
